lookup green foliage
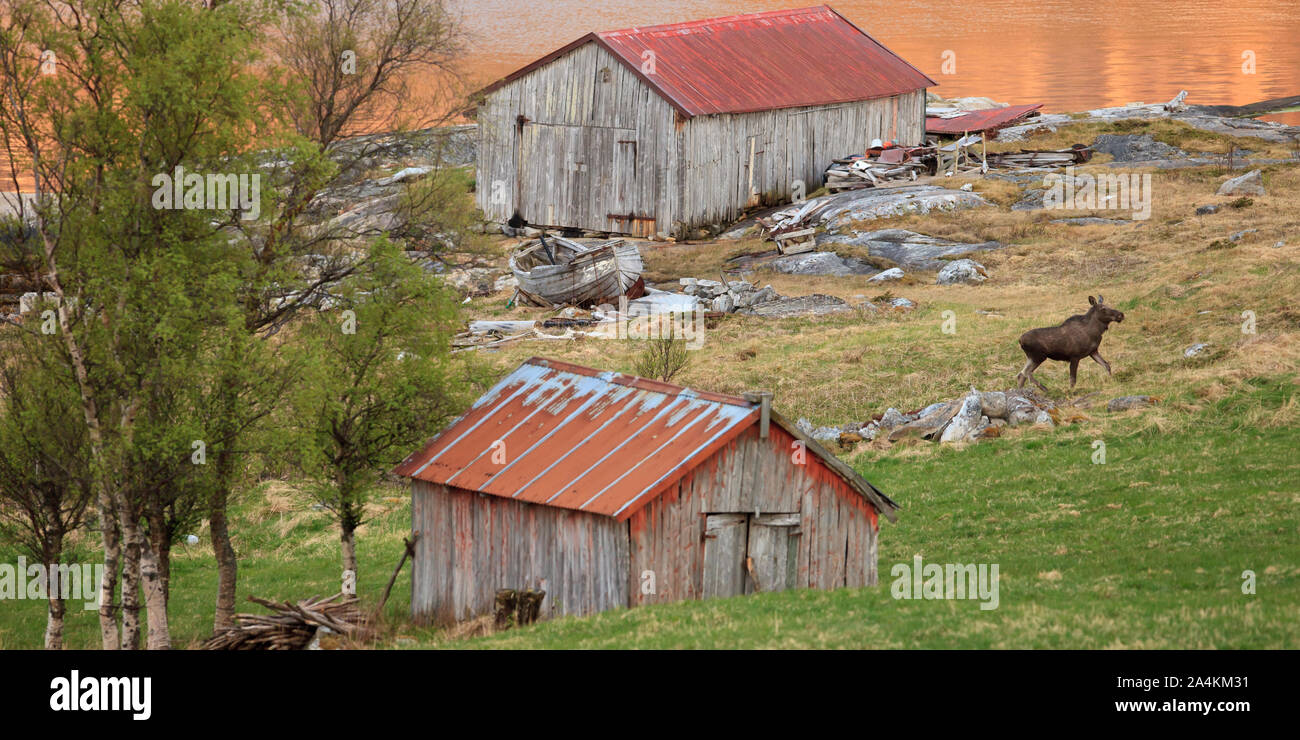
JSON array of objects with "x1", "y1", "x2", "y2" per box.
[
  {"x1": 288, "y1": 238, "x2": 467, "y2": 531},
  {"x1": 632, "y1": 332, "x2": 690, "y2": 383}
]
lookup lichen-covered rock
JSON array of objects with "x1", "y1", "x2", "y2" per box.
[
  {"x1": 868, "y1": 267, "x2": 905, "y2": 283},
  {"x1": 936, "y1": 259, "x2": 988, "y2": 285},
  {"x1": 978, "y1": 391, "x2": 1008, "y2": 419},
  {"x1": 939, "y1": 393, "x2": 984, "y2": 443},
  {"x1": 889, "y1": 400, "x2": 959, "y2": 441},
  {"x1": 878, "y1": 408, "x2": 908, "y2": 431}
]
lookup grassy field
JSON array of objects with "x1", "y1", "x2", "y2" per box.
[{"x1": 1, "y1": 119, "x2": 1297, "y2": 648}]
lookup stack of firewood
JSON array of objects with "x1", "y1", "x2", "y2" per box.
[{"x1": 202, "y1": 594, "x2": 370, "y2": 650}]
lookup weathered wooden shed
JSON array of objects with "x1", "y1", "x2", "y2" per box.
[
  {"x1": 395, "y1": 357, "x2": 899, "y2": 625},
  {"x1": 474, "y1": 5, "x2": 935, "y2": 239}
]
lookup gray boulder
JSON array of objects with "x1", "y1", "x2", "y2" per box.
[
  {"x1": 868, "y1": 267, "x2": 905, "y2": 283},
  {"x1": 936, "y1": 259, "x2": 988, "y2": 285},
  {"x1": 939, "y1": 393, "x2": 984, "y2": 443},
  {"x1": 1217, "y1": 169, "x2": 1265, "y2": 196}
]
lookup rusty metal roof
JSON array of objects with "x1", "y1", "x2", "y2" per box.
[
  {"x1": 394, "y1": 357, "x2": 898, "y2": 521},
  {"x1": 479, "y1": 6, "x2": 935, "y2": 119},
  {"x1": 925, "y1": 103, "x2": 1044, "y2": 135}
]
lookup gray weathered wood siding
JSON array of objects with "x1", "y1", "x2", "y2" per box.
[
  {"x1": 477, "y1": 40, "x2": 927, "y2": 239},
  {"x1": 475, "y1": 43, "x2": 677, "y2": 236},
  {"x1": 673, "y1": 89, "x2": 926, "y2": 230},
  {"x1": 627, "y1": 425, "x2": 878, "y2": 607},
  {"x1": 410, "y1": 480, "x2": 630, "y2": 624}
]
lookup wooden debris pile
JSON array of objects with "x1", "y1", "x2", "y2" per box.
[
  {"x1": 984, "y1": 144, "x2": 1092, "y2": 170},
  {"x1": 756, "y1": 198, "x2": 834, "y2": 253},
  {"x1": 201, "y1": 594, "x2": 370, "y2": 650},
  {"x1": 823, "y1": 144, "x2": 936, "y2": 193}
]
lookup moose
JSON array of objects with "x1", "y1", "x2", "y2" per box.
[{"x1": 1017, "y1": 295, "x2": 1125, "y2": 391}]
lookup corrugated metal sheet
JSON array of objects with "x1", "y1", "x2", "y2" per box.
[
  {"x1": 925, "y1": 103, "x2": 1044, "y2": 135},
  {"x1": 478, "y1": 6, "x2": 935, "y2": 119},
  {"x1": 394, "y1": 358, "x2": 758, "y2": 520}
]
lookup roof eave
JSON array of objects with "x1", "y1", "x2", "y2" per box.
[{"x1": 768, "y1": 410, "x2": 900, "y2": 522}]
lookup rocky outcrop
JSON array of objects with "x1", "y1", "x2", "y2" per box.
[
  {"x1": 1090, "y1": 133, "x2": 1187, "y2": 162},
  {"x1": 765, "y1": 251, "x2": 876, "y2": 276},
  {"x1": 817, "y1": 229, "x2": 1005, "y2": 271}
]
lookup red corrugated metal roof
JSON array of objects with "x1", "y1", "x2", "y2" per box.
[
  {"x1": 479, "y1": 6, "x2": 935, "y2": 118},
  {"x1": 394, "y1": 357, "x2": 898, "y2": 522},
  {"x1": 925, "y1": 103, "x2": 1044, "y2": 135}
]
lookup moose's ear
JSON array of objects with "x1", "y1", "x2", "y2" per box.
[
  {"x1": 1088, "y1": 295, "x2": 1097, "y2": 306},
  {"x1": 1097, "y1": 294, "x2": 1105, "y2": 304}
]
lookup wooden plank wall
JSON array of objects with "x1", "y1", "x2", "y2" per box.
[
  {"x1": 674, "y1": 89, "x2": 926, "y2": 231},
  {"x1": 475, "y1": 43, "x2": 676, "y2": 236},
  {"x1": 411, "y1": 481, "x2": 630, "y2": 624},
  {"x1": 628, "y1": 425, "x2": 880, "y2": 607}
]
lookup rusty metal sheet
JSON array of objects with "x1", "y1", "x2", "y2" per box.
[
  {"x1": 393, "y1": 358, "x2": 759, "y2": 520},
  {"x1": 924, "y1": 103, "x2": 1044, "y2": 135},
  {"x1": 479, "y1": 6, "x2": 935, "y2": 119}
]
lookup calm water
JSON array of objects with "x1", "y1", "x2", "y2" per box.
[{"x1": 453, "y1": 0, "x2": 1300, "y2": 119}]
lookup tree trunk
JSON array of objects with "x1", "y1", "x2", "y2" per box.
[
  {"x1": 147, "y1": 506, "x2": 172, "y2": 608},
  {"x1": 45, "y1": 594, "x2": 67, "y2": 650},
  {"x1": 43, "y1": 538, "x2": 66, "y2": 650},
  {"x1": 341, "y1": 524, "x2": 358, "y2": 596},
  {"x1": 37, "y1": 236, "x2": 120, "y2": 650},
  {"x1": 139, "y1": 539, "x2": 171, "y2": 650},
  {"x1": 97, "y1": 498, "x2": 121, "y2": 650},
  {"x1": 211, "y1": 444, "x2": 238, "y2": 631},
  {"x1": 119, "y1": 513, "x2": 143, "y2": 650}
]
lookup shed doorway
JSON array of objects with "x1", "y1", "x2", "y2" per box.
[
  {"x1": 517, "y1": 122, "x2": 636, "y2": 232},
  {"x1": 702, "y1": 512, "x2": 801, "y2": 597}
]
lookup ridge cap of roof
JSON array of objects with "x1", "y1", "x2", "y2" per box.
[
  {"x1": 522, "y1": 357, "x2": 751, "y2": 407},
  {"x1": 596, "y1": 4, "x2": 834, "y2": 37}
]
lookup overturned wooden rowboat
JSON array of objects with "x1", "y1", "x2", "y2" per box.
[{"x1": 510, "y1": 235, "x2": 645, "y2": 307}]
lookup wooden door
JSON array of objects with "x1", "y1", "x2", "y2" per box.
[
  {"x1": 703, "y1": 512, "x2": 802, "y2": 598},
  {"x1": 745, "y1": 514, "x2": 801, "y2": 594},
  {"x1": 702, "y1": 514, "x2": 748, "y2": 599},
  {"x1": 518, "y1": 122, "x2": 635, "y2": 232}
]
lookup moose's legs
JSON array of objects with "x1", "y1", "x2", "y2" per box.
[
  {"x1": 1069, "y1": 359, "x2": 1080, "y2": 388},
  {"x1": 1017, "y1": 357, "x2": 1048, "y2": 392},
  {"x1": 1090, "y1": 351, "x2": 1112, "y2": 375}
]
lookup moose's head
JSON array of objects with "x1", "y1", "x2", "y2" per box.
[{"x1": 1088, "y1": 295, "x2": 1125, "y2": 326}]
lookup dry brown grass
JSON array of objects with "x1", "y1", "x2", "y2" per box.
[{"x1": 461, "y1": 123, "x2": 1299, "y2": 434}]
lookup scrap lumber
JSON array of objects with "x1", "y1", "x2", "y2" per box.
[
  {"x1": 984, "y1": 144, "x2": 1092, "y2": 169},
  {"x1": 201, "y1": 593, "x2": 370, "y2": 650}
]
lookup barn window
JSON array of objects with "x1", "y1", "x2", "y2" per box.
[{"x1": 599, "y1": 66, "x2": 612, "y2": 83}]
